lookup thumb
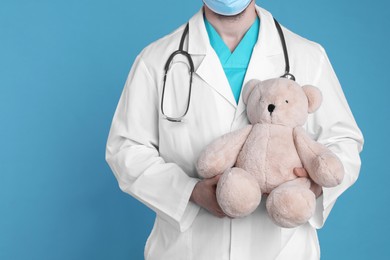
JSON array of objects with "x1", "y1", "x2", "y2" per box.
[{"x1": 294, "y1": 167, "x2": 309, "y2": 177}]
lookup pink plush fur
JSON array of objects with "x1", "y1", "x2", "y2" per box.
[{"x1": 196, "y1": 78, "x2": 344, "y2": 228}]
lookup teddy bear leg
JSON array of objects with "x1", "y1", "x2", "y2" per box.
[
  {"x1": 216, "y1": 167, "x2": 261, "y2": 218},
  {"x1": 266, "y1": 178, "x2": 316, "y2": 228}
]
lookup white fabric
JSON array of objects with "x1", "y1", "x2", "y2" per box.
[{"x1": 106, "y1": 6, "x2": 363, "y2": 260}]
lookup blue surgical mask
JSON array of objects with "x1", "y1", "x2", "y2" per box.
[{"x1": 203, "y1": 0, "x2": 252, "y2": 16}]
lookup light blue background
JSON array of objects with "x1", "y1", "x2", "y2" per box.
[{"x1": 0, "y1": 0, "x2": 388, "y2": 259}]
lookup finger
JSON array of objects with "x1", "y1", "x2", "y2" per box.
[
  {"x1": 215, "y1": 209, "x2": 226, "y2": 218},
  {"x1": 209, "y1": 174, "x2": 222, "y2": 185},
  {"x1": 293, "y1": 167, "x2": 308, "y2": 177},
  {"x1": 216, "y1": 203, "x2": 227, "y2": 217},
  {"x1": 211, "y1": 198, "x2": 226, "y2": 217},
  {"x1": 207, "y1": 203, "x2": 226, "y2": 218},
  {"x1": 310, "y1": 182, "x2": 323, "y2": 198},
  {"x1": 216, "y1": 213, "x2": 226, "y2": 218}
]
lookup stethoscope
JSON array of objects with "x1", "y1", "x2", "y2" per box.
[{"x1": 161, "y1": 18, "x2": 295, "y2": 122}]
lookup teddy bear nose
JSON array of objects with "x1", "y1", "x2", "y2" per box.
[{"x1": 268, "y1": 104, "x2": 275, "y2": 113}]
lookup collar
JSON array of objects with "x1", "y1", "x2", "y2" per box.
[{"x1": 188, "y1": 5, "x2": 283, "y2": 57}]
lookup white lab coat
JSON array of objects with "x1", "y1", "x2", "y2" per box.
[{"x1": 106, "y1": 6, "x2": 363, "y2": 260}]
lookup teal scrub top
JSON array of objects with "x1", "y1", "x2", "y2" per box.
[{"x1": 204, "y1": 17, "x2": 260, "y2": 103}]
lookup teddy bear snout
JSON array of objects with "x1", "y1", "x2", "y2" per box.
[{"x1": 268, "y1": 104, "x2": 276, "y2": 113}]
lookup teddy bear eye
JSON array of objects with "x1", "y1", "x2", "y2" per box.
[{"x1": 285, "y1": 100, "x2": 289, "y2": 103}]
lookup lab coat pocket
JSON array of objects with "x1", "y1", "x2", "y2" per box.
[
  {"x1": 145, "y1": 216, "x2": 192, "y2": 260},
  {"x1": 277, "y1": 224, "x2": 320, "y2": 260},
  {"x1": 159, "y1": 119, "x2": 197, "y2": 175}
]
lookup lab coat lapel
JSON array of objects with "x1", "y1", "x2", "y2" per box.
[
  {"x1": 196, "y1": 52, "x2": 237, "y2": 107},
  {"x1": 188, "y1": 9, "x2": 237, "y2": 108},
  {"x1": 235, "y1": 6, "x2": 284, "y2": 118}
]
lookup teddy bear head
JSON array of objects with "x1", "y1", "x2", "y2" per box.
[{"x1": 242, "y1": 78, "x2": 322, "y2": 127}]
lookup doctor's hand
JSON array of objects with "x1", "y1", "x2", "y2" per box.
[
  {"x1": 190, "y1": 175, "x2": 227, "y2": 218},
  {"x1": 294, "y1": 167, "x2": 323, "y2": 198}
]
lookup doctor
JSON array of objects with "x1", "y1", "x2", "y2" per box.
[{"x1": 106, "y1": 0, "x2": 363, "y2": 259}]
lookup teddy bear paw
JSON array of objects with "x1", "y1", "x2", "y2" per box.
[{"x1": 310, "y1": 152, "x2": 345, "y2": 187}]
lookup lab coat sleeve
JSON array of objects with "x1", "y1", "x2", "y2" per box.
[
  {"x1": 307, "y1": 46, "x2": 364, "y2": 229},
  {"x1": 106, "y1": 54, "x2": 201, "y2": 232}
]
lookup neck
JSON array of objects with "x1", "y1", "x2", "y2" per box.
[{"x1": 204, "y1": 1, "x2": 257, "y2": 52}]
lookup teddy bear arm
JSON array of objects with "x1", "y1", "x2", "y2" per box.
[
  {"x1": 196, "y1": 125, "x2": 253, "y2": 179},
  {"x1": 293, "y1": 127, "x2": 345, "y2": 187}
]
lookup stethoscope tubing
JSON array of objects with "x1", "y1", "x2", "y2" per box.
[{"x1": 161, "y1": 18, "x2": 295, "y2": 122}]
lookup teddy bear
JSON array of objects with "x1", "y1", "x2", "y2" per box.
[{"x1": 196, "y1": 77, "x2": 345, "y2": 228}]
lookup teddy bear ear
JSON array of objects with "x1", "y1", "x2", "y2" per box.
[
  {"x1": 302, "y1": 85, "x2": 322, "y2": 113},
  {"x1": 243, "y1": 79, "x2": 261, "y2": 105}
]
